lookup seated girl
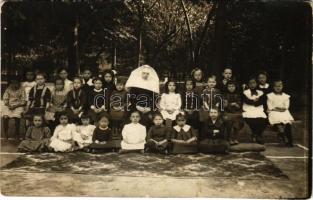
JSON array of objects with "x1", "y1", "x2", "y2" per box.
[
  {"x1": 1, "y1": 78, "x2": 26, "y2": 141},
  {"x1": 242, "y1": 77, "x2": 267, "y2": 144},
  {"x1": 181, "y1": 79, "x2": 201, "y2": 130},
  {"x1": 66, "y1": 77, "x2": 87, "y2": 123},
  {"x1": 88, "y1": 78, "x2": 109, "y2": 124},
  {"x1": 199, "y1": 108, "x2": 229, "y2": 154},
  {"x1": 267, "y1": 80, "x2": 294, "y2": 147},
  {"x1": 145, "y1": 113, "x2": 171, "y2": 154},
  {"x1": 49, "y1": 112, "x2": 77, "y2": 152},
  {"x1": 18, "y1": 115, "x2": 51, "y2": 152},
  {"x1": 120, "y1": 111, "x2": 146, "y2": 153},
  {"x1": 160, "y1": 80, "x2": 182, "y2": 127},
  {"x1": 46, "y1": 78, "x2": 67, "y2": 126},
  {"x1": 73, "y1": 114, "x2": 96, "y2": 149},
  {"x1": 171, "y1": 113, "x2": 198, "y2": 154},
  {"x1": 89, "y1": 115, "x2": 120, "y2": 153},
  {"x1": 223, "y1": 80, "x2": 244, "y2": 145}
]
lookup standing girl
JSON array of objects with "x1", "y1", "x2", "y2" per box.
[
  {"x1": 25, "y1": 73, "x2": 52, "y2": 120},
  {"x1": 242, "y1": 77, "x2": 267, "y2": 144},
  {"x1": 21, "y1": 70, "x2": 36, "y2": 101},
  {"x1": 160, "y1": 80, "x2": 182, "y2": 127},
  {"x1": 200, "y1": 75, "x2": 223, "y2": 123},
  {"x1": 110, "y1": 78, "x2": 128, "y2": 138},
  {"x1": 66, "y1": 77, "x2": 87, "y2": 123},
  {"x1": 88, "y1": 78, "x2": 109, "y2": 123},
  {"x1": 46, "y1": 78, "x2": 67, "y2": 124},
  {"x1": 58, "y1": 68, "x2": 73, "y2": 93},
  {"x1": 49, "y1": 112, "x2": 77, "y2": 152},
  {"x1": 18, "y1": 115, "x2": 51, "y2": 152},
  {"x1": 223, "y1": 80, "x2": 244, "y2": 145},
  {"x1": 257, "y1": 70, "x2": 271, "y2": 94},
  {"x1": 101, "y1": 69, "x2": 116, "y2": 96},
  {"x1": 267, "y1": 80, "x2": 294, "y2": 147},
  {"x1": 181, "y1": 79, "x2": 201, "y2": 130},
  {"x1": 2, "y1": 78, "x2": 26, "y2": 140},
  {"x1": 191, "y1": 68, "x2": 206, "y2": 95}
]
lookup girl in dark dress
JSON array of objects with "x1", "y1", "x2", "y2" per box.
[
  {"x1": 88, "y1": 78, "x2": 109, "y2": 123},
  {"x1": 25, "y1": 73, "x2": 52, "y2": 120},
  {"x1": 66, "y1": 77, "x2": 87, "y2": 124},
  {"x1": 110, "y1": 78, "x2": 128, "y2": 139},
  {"x1": 18, "y1": 115, "x2": 51, "y2": 152},
  {"x1": 199, "y1": 108, "x2": 229, "y2": 154},
  {"x1": 89, "y1": 116, "x2": 120, "y2": 153},
  {"x1": 191, "y1": 68, "x2": 206, "y2": 95},
  {"x1": 181, "y1": 79, "x2": 201, "y2": 131},
  {"x1": 99, "y1": 69, "x2": 116, "y2": 97},
  {"x1": 145, "y1": 113, "x2": 171, "y2": 154},
  {"x1": 171, "y1": 113, "x2": 198, "y2": 154},
  {"x1": 223, "y1": 80, "x2": 244, "y2": 145}
]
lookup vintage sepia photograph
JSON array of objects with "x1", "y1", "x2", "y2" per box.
[{"x1": 0, "y1": 0, "x2": 312, "y2": 198}]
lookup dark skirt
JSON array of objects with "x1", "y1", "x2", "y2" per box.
[
  {"x1": 18, "y1": 138, "x2": 50, "y2": 152},
  {"x1": 198, "y1": 139, "x2": 229, "y2": 154}
]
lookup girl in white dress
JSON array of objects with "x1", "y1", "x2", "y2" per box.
[
  {"x1": 49, "y1": 112, "x2": 77, "y2": 152},
  {"x1": 242, "y1": 77, "x2": 267, "y2": 144},
  {"x1": 160, "y1": 81, "x2": 182, "y2": 127},
  {"x1": 74, "y1": 114, "x2": 96, "y2": 149},
  {"x1": 120, "y1": 111, "x2": 146, "y2": 153},
  {"x1": 267, "y1": 80, "x2": 294, "y2": 147}
]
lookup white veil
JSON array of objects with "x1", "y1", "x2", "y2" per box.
[{"x1": 125, "y1": 65, "x2": 160, "y2": 94}]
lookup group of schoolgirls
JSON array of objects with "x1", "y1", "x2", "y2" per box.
[{"x1": 1, "y1": 65, "x2": 294, "y2": 155}]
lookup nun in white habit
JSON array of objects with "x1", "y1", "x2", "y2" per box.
[{"x1": 125, "y1": 65, "x2": 160, "y2": 128}]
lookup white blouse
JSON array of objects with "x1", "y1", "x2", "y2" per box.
[
  {"x1": 160, "y1": 93, "x2": 182, "y2": 120},
  {"x1": 242, "y1": 89, "x2": 267, "y2": 118},
  {"x1": 121, "y1": 123, "x2": 146, "y2": 150}
]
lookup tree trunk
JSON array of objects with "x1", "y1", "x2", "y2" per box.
[
  {"x1": 136, "y1": 9, "x2": 143, "y2": 67},
  {"x1": 112, "y1": 41, "x2": 117, "y2": 69},
  {"x1": 180, "y1": 0, "x2": 195, "y2": 68},
  {"x1": 212, "y1": 0, "x2": 227, "y2": 75}
]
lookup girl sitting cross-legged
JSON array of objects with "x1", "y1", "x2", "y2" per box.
[
  {"x1": 199, "y1": 108, "x2": 229, "y2": 154},
  {"x1": 120, "y1": 111, "x2": 146, "y2": 153},
  {"x1": 1, "y1": 78, "x2": 26, "y2": 141},
  {"x1": 89, "y1": 115, "x2": 121, "y2": 153},
  {"x1": 18, "y1": 115, "x2": 51, "y2": 152},
  {"x1": 73, "y1": 114, "x2": 96, "y2": 150},
  {"x1": 170, "y1": 113, "x2": 198, "y2": 154},
  {"x1": 49, "y1": 112, "x2": 77, "y2": 152},
  {"x1": 145, "y1": 113, "x2": 171, "y2": 154}
]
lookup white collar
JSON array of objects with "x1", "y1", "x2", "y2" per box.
[
  {"x1": 173, "y1": 125, "x2": 191, "y2": 132},
  {"x1": 99, "y1": 126, "x2": 108, "y2": 130},
  {"x1": 94, "y1": 88, "x2": 103, "y2": 92}
]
